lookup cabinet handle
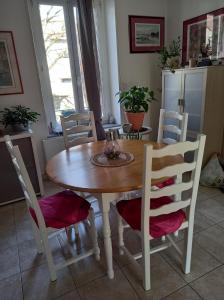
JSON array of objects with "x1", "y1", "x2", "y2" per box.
[{"x1": 178, "y1": 98, "x2": 185, "y2": 113}]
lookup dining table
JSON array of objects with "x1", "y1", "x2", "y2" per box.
[{"x1": 46, "y1": 139, "x2": 182, "y2": 279}]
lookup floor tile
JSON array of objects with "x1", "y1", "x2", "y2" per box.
[
  {"x1": 0, "y1": 204, "x2": 14, "y2": 227},
  {"x1": 161, "y1": 239, "x2": 221, "y2": 282},
  {"x1": 55, "y1": 290, "x2": 81, "y2": 300},
  {"x1": 190, "y1": 265, "x2": 224, "y2": 300},
  {"x1": 193, "y1": 211, "x2": 215, "y2": 233},
  {"x1": 216, "y1": 220, "x2": 224, "y2": 229},
  {"x1": 112, "y1": 228, "x2": 142, "y2": 268},
  {"x1": 78, "y1": 269, "x2": 139, "y2": 300},
  {"x1": 198, "y1": 186, "x2": 222, "y2": 198},
  {"x1": 0, "y1": 224, "x2": 17, "y2": 251},
  {"x1": 0, "y1": 274, "x2": 23, "y2": 300},
  {"x1": 162, "y1": 285, "x2": 201, "y2": 300},
  {"x1": 195, "y1": 225, "x2": 224, "y2": 263},
  {"x1": 69, "y1": 243, "x2": 117, "y2": 288},
  {"x1": 122, "y1": 254, "x2": 186, "y2": 299},
  {"x1": 0, "y1": 246, "x2": 20, "y2": 281},
  {"x1": 196, "y1": 195, "x2": 224, "y2": 223},
  {"x1": 21, "y1": 263, "x2": 75, "y2": 300},
  {"x1": 16, "y1": 218, "x2": 34, "y2": 243},
  {"x1": 18, "y1": 237, "x2": 62, "y2": 272}
]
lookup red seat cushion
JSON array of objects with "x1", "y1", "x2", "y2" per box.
[
  {"x1": 30, "y1": 190, "x2": 90, "y2": 229},
  {"x1": 155, "y1": 178, "x2": 175, "y2": 189},
  {"x1": 116, "y1": 196, "x2": 186, "y2": 238}
]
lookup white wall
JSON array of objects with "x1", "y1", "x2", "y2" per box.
[
  {"x1": 114, "y1": 0, "x2": 167, "y2": 139},
  {"x1": 167, "y1": 0, "x2": 224, "y2": 42},
  {"x1": 0, "y1": 0, "x2": 48, "y2": 172}
]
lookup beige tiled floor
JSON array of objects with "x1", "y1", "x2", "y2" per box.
[{"x1": 1, "y1": 182, "x2": 224, "y2": 299}]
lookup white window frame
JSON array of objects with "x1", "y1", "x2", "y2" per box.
[
  {"x1": 27, "y1": 0, "x2": 89, "y2": 128},
  {"x1": 27, "y1": 0, "x2": 115, "y2": 127}
]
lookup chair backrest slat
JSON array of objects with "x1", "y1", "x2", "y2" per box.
[
  {"x1": 157, "y1": 109, "x2": 188, "y2": 144},
  {"x1": 67, "y1": 136, "x2": 96, "y2": 147},
  {"x1": 153, "y1": 140, "x2": 199, "y2": 157},
  {"x1": 150, "y1": 199, "x2": 191, "y2": 217},
  {"x1": 151, "y1": 181, "x2": 193, "y2": 198},
  {"x1": 61, "y1": 111, "x2": 97, "y2": 149},
  {"x1": 141, "y1": 134, "x2": 206, "y2": 236},
  {"x1": 152, "y1": 162, "x2": 196, "y2": 179},
  {"x1": 163, "y1": 125, "x2": 182, "y2": 135},
  {"x1": 65, "y1": 125, "x2": 92, "y2": 135},
  {"x1": 4, "y1": 135, "x2": 46, "y2": 230}
]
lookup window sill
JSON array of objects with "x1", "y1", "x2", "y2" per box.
[{"x1": 47, "y1": 123, "x2": 121, "y2": 139}]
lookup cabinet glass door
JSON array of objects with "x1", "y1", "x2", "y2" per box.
[
  {"x1": 163, "y1": 71, "x2": 182, "y2": 112},
  {"x1": 183, "y1": 70, "x2": 204, "y2": 133},
  {"x1": 163, "y1": 72, "x2": 182, "y2": 140}
]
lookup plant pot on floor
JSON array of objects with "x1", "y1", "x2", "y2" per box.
[{"x1": 125, "y1": 111, "x2": 145, "y2": 131}]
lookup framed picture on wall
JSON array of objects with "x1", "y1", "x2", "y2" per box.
[
  {"x1": 182, "y1": 7, "x2": 224, "y2": 65},
  {"x1": 129, "y1": 15, "x2": 165, "y2": 53},
  {"x1": 0, "y1": 31, "x2": 23, "y2": 95}
]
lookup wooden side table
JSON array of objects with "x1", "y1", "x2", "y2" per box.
[{"x1": 0, "y1": 131, "x2": 44, "y2": 205}]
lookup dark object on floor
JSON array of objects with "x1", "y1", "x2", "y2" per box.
[{"x1": 220, "y1": 187, "x2": 224, "y2": 193}]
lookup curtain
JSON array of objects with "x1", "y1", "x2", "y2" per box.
[{"x1": 77, "y1": 0, "x2": 105, "y2": 140}]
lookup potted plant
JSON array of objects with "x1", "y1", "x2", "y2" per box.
[
  {"x1": 0, "y1": 105, "x2": 40, "y2": 132},
  {"x1": 117, "y1": 86, "x2": 156, "y2": 131},
  {"x1": 159, "y1": 36, "x2": 181, "y2": 72}
]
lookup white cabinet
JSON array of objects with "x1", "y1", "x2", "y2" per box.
[{"x1": 162, "y1": 66, "x2": 224, "y2": 163}]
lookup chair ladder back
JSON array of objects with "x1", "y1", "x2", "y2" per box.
[
  {"x1": 141, "y1": 135, "x2": 206, "y2": 232},
  {"x1": 4, "y1": 136, "x2": 46, "y2": 229},
  {"x1": 157, "y1": 109, "x2": 188, "y2": 144},
  {"x1": 61, "y1": 111, "x2": 97, "y2": 149}
]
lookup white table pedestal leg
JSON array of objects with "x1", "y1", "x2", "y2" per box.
[{"x1": 99, "y1": 193, "x2": 114, "y2": 279}]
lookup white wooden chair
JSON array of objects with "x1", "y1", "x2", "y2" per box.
[
  {"x1": 157, "y1": 109, "x2": 188, "y2": 145},
  {"x1": 4, "y1": 135, "x2": 100, "y2": 281},
  {"x1": 61, "y1": 111, "x2": 99, "y2": 222},
  {"x1": 60, "y1": 111, "x2": 97, "y2": 149},
  {"x1": 116, "y1": 134, "x2": 206, "y2": 291}
]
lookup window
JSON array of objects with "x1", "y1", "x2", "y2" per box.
[{"x1": 28, "y1": 0, "x2": 90, "y2": 129}]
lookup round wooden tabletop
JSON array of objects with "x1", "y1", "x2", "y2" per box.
[{"x1": 46, "y1": 140, "x2": 182, "y2": 193}]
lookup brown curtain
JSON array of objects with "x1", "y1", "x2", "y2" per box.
[{"x1": 77, "y1": 0, "x2": 105, "y2": 140}]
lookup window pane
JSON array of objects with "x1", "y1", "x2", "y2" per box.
[{"x1": 39, "y1": 5, "x2": 75, "y2": 121}]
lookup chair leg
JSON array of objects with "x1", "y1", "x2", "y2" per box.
[
  {"x1": 89, "y1": 208, "x2": 100, "y2": 261},
  {"x1": 30, "y1": 218, "x2": 43, "y2": 254},
  {"x1": 74, "y1": 224, "x2": 79, "y2": 236},
  {"x1": 41, "y1": 232, "x2": 57, "y2": 281},
  {"x1": 117, "y1": 213, "x2": 124, "y2": 255},
  {"x1": 142, "y1": 236, "x2": 151, "y2": 291},
  {"x1": 183, "y1": 225, "x2": 194, "y2": 274}
]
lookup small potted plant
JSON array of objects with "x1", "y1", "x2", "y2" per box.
[
  {"x1": 159, "y1": 36, "x2": 181, "y2": 72},
  {"x1": 117, "y1": 86, "x2": 156, "y2": 131},
  {"x1": 0, "y1": 105, "x2": 40, "y2": 132}
]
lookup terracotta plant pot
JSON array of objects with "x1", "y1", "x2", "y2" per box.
[{"x1": 125, "y1": 111, "x2": 145, "y2": 131}]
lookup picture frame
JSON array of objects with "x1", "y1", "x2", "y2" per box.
[
  {"x1": 0, "y1": 31, "x2": 23, "y2": 95},
  {"x1": 129, "y1": 15, "x2": 165, "y2": 53},
  {"x1": 182, "y1": 7, "x2": 224, "y2": 65}
]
